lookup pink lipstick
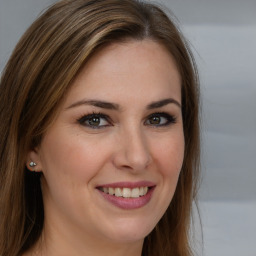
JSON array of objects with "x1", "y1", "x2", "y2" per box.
[{"x1": 96, "y1": 181, "x2": 155, "y2": 210}]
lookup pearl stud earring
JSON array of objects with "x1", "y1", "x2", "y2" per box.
[{"x1": 29, "y1": 162, "x2": 37, "y2": 167}]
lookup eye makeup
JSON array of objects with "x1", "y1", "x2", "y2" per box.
[
  {"x1": 77, "y1": 112, "x2": 112, "y2": 129},
  {"x1": 77, "y1": 111, "x2": 177, "y2": 130},
  {"x1": 145, "y1": 112, "x2": 177, "y2": 127}
]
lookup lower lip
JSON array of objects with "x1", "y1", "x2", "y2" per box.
[{"x1": 98, "y1": 187, "x2": 155, "y2": 210}]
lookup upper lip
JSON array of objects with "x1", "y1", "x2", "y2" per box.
[{"x1": 96, "y1": 181, "x2": 156, "y2": 189}]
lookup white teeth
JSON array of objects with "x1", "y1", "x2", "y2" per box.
[
  {"x1": 109, "y1": 187, "x2": 115, "y2": 195},
  {"x1": 122, "y1": 188, "x2": 131, "y2": 198},
  {"x1": 131, "y1": 188, "x2": 140, "y2": 198},
  {"x1": 115, "y1": 188, "x2": 122, "y2": 197},
  {"x1": 139, "y1": 187, "x2": 144, "y2": 196},
  {"x1": 100, "y1": 186, "x2": 149, "y2": 198}
]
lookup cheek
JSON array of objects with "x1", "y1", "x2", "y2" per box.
[
  {"x1": 39, "y1": 131, "x2": 112, "y2": 186},
  {"x1": 153, "y1": 133, "x2": 185, "y2": 178},
  {"x1": 38, "y1": 133, "x2": 108, "y2": 215}
]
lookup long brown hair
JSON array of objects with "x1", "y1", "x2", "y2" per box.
[{"x1": 0, "y1": 0, "x2": 200, "y2": 255}]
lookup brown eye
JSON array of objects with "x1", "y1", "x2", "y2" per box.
[
  {"x1": 149, "y1": 116, "x2": 161, "y2": 125},
  {"x1": 145, "y1": 112, "x2": 177, "y2": 127},
  {"x1": 78, "y1": 113, "x2": 110, "y2": 128},
  {"x1": 88, "y1": 116, "x2": 101, "y2": 126}
]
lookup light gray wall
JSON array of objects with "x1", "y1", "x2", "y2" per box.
[
  {"x1": 0, "y1": 0, "x2": 57, "y2": 73},
  {"x1": 1, "y1": 0, "x2": 256, "y2": 201}
]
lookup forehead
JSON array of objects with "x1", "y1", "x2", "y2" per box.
[
  {"x1": 64, "y1": 39, "x2": 181, "y2": 107},
  {"x1": 80, "y1": 39, "x2": 180, "y2": 80}
]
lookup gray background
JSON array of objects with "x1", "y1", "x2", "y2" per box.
[{"x1": 1, "y1": 0, "x2": 256, "y2": 255}]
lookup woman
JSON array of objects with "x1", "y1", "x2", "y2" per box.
[{"x1": 0, "y1": 0, "x2": 200, "y2": 255}]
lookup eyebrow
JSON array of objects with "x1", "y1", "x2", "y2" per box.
[
  {"x1": 66, "y1": 100, "x2": 119, "y2": 110},
  {"x1": 146, "y1": 98, "x2": 181, "y2": 109},
  {"x1": 66, "y1": 98, "x2": 181, "y2": 110}
]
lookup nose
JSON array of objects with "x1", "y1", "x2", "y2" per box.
[{"x1": 112, "y1": 126, "x2": 152, "y2": 172}]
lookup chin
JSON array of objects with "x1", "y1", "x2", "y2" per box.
[{"x1": 102, "y1": 218, "x2": 155, "y2": 243}]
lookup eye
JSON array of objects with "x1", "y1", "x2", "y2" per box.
[
  {"x1": 145, "y1": 112, "x2": 177, "y2": 126},
  {"x1": 77, "y1": 113, "x2": 111, "y2": 129}
]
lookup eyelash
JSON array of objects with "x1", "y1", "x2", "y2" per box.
[
  {"x1": 77, "y1": 112, "x2": 111, "y2": 129},
  {"x1": 77, "y1": 111, "x2": 177, "y2": 129},
  {"x1": 146, "y1": 112, "x2": 177, "y2": 127}
]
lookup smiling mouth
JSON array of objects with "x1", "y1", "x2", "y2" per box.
[{"x1": 98, "y1": 187, "x2": 149, "y2": 198}]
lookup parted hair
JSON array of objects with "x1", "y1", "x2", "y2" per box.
[{"x1": 0, "y1": 0, "x2": 200, "y2": 255}]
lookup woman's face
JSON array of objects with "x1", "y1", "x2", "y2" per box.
[{"x1": 30, "y1": 40, "x2": 184, "y2": 247}]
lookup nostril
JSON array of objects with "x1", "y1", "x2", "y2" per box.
[{"x1": 121, "y1": 165, "x2": 133, "y2": 169}]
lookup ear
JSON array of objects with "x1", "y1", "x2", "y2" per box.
[{"x1": 26, "y1": 148, "x2": 43, "y2": 172}]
